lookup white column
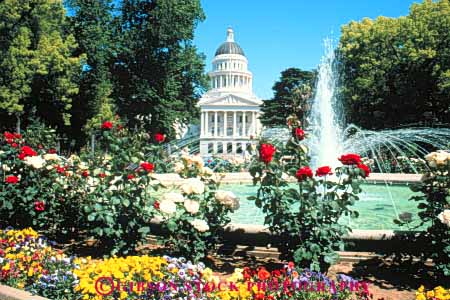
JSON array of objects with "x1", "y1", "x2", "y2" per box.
[
  {"x1": 233, "y1": 111, "x2": 237, "y2": 137},
  {"x1": 232, "y1": 142, "x2": 237, "y2": 154},
  {"x1": 242, "y1": 112, "x2": 246, "y2": 136},
  {"x1": 223, "y1": 111, "x2": 227, "y2": 137},
  {"x1": 252, "y1": 112, "x2": 256, "y2": 135},
  {"x1": 205, "y1": 112, "x2": 209, "y2": 136},
  {"x1": 200, "y1": 112, "x2": 204, "y2": 136},
  {"x1": 214, "y1": 111, "x2": 218, "y2": 137},
  {"x1": 213, "y1": 142, "x2": 218, "y2": 154}
]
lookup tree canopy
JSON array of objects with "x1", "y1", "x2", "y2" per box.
[
  {"x1": 111, "y1": 0, "x2": 207, "y2": 136},
  {"x1": 338, "y1": 0, "x2": 450, "y2": 129},
  {"x1": 0, "y1": 0, "x2": 84, "y2": 129},
  {"x1": 260, "y1": 68, "x2": 315, "y2": 127},
  {"x1": 0, "y1": 0, "x2": 206, "y2": 143}
]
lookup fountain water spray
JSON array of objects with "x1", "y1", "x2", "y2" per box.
[{"x1": 307, "y1": 38, "x2": 344, "y2": 169}]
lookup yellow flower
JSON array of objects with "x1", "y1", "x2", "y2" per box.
[{"x1": 416, "y1": 294, "x2": 426, "y2": 300}]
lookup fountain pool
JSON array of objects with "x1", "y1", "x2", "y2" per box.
[{"x1": 227, "y1": 183, "x2": 425, "y2": 230}]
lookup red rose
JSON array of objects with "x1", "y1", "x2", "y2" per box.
[
  {"x1": 98, "y1": 173, "x2": 106, "y2": 178},
  {"x1": 127, "y1": 174, "x2": 135, "y2": 180},
  {"x1": 82, "y1": 170, "x2": 89, "y2": 177},
  {"x1": 48, "y1": 148, "x2": 57, "y2": 154},
  {"x1": 294, "y1": 128, "x2": 305, "y2": 140},
  {"x1": 288, "y1": 261, "x2": 295, "y2": 269},
  {"x1": 3, "y1": 132, "x2": 14, "y2": 140},
  {"x1": 257, "y1": 267, "x2": 270, "y2": 280},
  {"x1": 20, "y1": 146, "x2": 37, "y2": 157},
  {"x1": 255, "y1": 293, "x2": 265, "y2": 300},
  {"x1": 18, "y1": 153, "x2": 26, "y2": 160},
  {"x1": 315, "y1": 166, "x2": 333, "y2": 177},
  {"x1": 55, "y1": 166, "x2": 65, "y2": 174},
  {"x1": 154, "y1": 133, "x2": 165, "y2": 143},
  {"x1": 140, "y1": 162, "x2": 154, "y2": 172},
  {"x1": 34, "y1": 201, "x2": 45, "y2": 211},
  {"x1": 101, "y1": 121, "x2": 113, "y2": 130},
  {"x1": 259, "y1": 143, "x2": 276, "y2": 164},
  {"x1": 5, "y1": 175, "x2": 19, "y2": 184},
  {"x1": 357, "y1": 163, "x2": 370, "y2": 178},
  {"x1": 6, "y1": 139, "x2": 13, "y2": 144},
  {"x1": 271, "y1": 269, "x2": 281, "y2": 278},
  {"x1": 338, "y1": 153, "x2": 362, "y2": 165},
  {"x1": 13, "y1": 133, "x2": 22, "y2": 139},
  {"x1": 296, "y1": 166, "x2": 313, "y2": 181},
  {"x1": 153, "y1": 201, "x2": 160, "y2": 209},
  {"x1": 11, "y1": 143, "x2": 18, "y2": 148}
]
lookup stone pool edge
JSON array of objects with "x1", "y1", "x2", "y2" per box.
[{"x1": 152, "y1": 172, "x2": 422, "y2": 185}]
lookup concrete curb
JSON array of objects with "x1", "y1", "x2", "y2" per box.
[
  {"x1": 152, "y1": 172, "x2": 422, "y2": 186},
  {"x1": 0, "y1": 284, "x2": 48, "y2": 300}
]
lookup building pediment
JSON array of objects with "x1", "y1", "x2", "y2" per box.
[{"x1": 199, "y1": 94, "x2": 262, "y2": 107}]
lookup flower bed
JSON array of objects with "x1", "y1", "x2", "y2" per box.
[
  {"x1": 0, "y1": 228, "x2": 375, "y2": 300},
  {"x1": 416, "y1": 285, "x2": 450, "y2": 300}
]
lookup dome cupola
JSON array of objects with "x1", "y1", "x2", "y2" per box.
[{"x1": 215, "y1": 28, "x2": 245, "y2": 57}]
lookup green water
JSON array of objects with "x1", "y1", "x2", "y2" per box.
[{"x1": 226, "y1": 183, "x2": 424, "y2": 230}]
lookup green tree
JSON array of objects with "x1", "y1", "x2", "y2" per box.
[
  {"x1": 338, "y1": 0, "x2": 450, "y2": 129},
  {"x1": 0, "y1": 0, "x2": 84, "y2": 130},
  {"x1": 260, "y1": 68, "x2": 315, "y2": 127},
  {"x1": 65, "y1": 0, "x2": 116, "y2": 137},
  {"x1": 112, "y1": 0, "x2": 207, "y2": 137}
]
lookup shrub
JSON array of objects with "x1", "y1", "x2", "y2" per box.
[
  {"x1": 156, "y1": 153, "x2": 239, "y2": 262},
  {"x1": 0, "y1": 121, "x2": 168, "y2": 255},
  {"x1": 408, "y1": 150, "x2": 450, "y2": 277},
  {"x1": 249, "y1": 116, "x2": 369, "y2": 271},
  {"x1": 0, "y1": 132, "x2": 83, "y2": 239},
  {"x1": 77, "y1": 121, "x2": 163, "y2": 255}
]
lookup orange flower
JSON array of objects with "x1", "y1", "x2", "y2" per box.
[{"x1": 257, "y1": 267, "x2": 270, "y2": 281}]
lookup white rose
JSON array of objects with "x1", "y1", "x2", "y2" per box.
[
  {"x1": 189, "y1": 219, "x2": 209, "y2": 232},
  {"x1": 159, "y1": 200, "x2": 177, "y2": 215},
  {"x1": 2, "y1": 164, "x2": 10, "y2": 171},
  {"x1": 162, "y1": 192, "x2": 184, "y2": 203},
  {"x1": 191, "y1": 155, "x2": 204, "y2": 168},
  {"x1": 200, "y1": 166, "x2": 213, "y2": 176},
  {"x1": 67, "y1": 154, "x2": 80, "y2": 163},
  {"x1": 181, "y1": 178, "x2": 205, "y2": 195},
  {"x1": 174, "y1": 162, "x2": 184, "y2": 173},
  {"x1": 184, "y1": 199, "x2": 200, "y2": 214},
  {"x1": 43, "y1": 153, "x2": 60, "y2": 161},
  {"x1": 215, "y1": 190, "x2": 240, "y2": 210},
  {"x1": 437, "y1": 209, "x2": 450, "y2": 227},
  {"x1": 24, "y1": 156, "x2": 45, "y2": 169},
  {"x1": 425, "y1": 151, "x2": 450, "y2": 168}
]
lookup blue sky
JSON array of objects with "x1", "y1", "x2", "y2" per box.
[{"x1": 194, "y1": 0, "x2": 420, "y2": 99}]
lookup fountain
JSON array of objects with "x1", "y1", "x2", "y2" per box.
[
  {"x1": 156, "y1": 37, "x2": 450, "y2": 229},
  {"x1": 305, "y1": 38, "x2": 450, "y2": 172},
  {"x1": 307, "y1": 38, "x2": 344, "y2": 169}
]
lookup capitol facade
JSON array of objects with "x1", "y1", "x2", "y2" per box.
[{"x1": 198, "y1": 28, "x2": 262, "y2": 157}]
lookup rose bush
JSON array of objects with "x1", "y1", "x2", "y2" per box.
[
  {"x1": 0, "y1": 132, "x2": 83, "y2": 240},
  {"x1": 406, "y1": 150, "x2": 450, "y2": 278},
  {"x1": 76, "y1": 121, "x2": 165, "y2": 255},
  {"x1": 249, "y1": 115, "x2": 369, "y2": 271},
  {"x1": 0, "y1": 121, "x2": 172, "y2": 255},
  {"x1": 156, "y1": 153, "x2": 239, "y2": 262}
]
